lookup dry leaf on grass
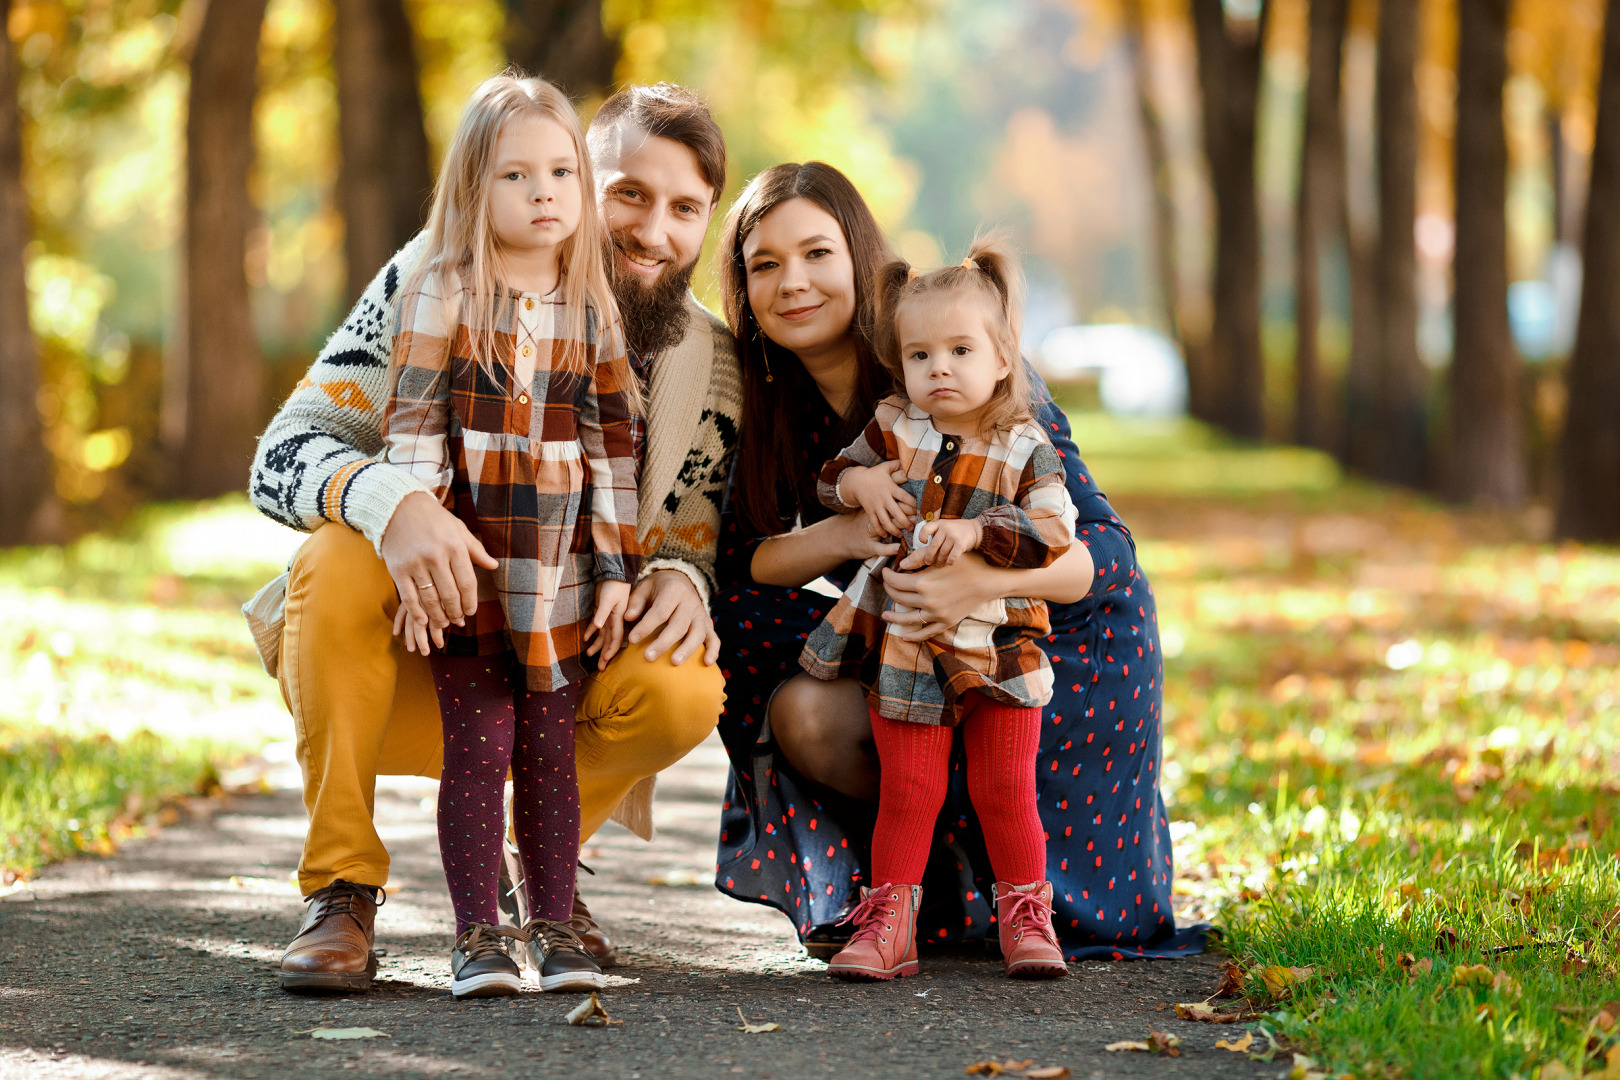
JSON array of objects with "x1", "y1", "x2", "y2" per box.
[
  {"x1": 1536, "y1": 1063, "x2": 1574, "y2": 1080},
  {"x1": 1214, "y1": 960, "x2": 1246, "y2": 997},
  {"x1": 1285, "y1": 1051, "x2": 1328, "y2": 1080},
  {"x1": 1562, "y1": 951, "x2": 1589, "y2": 977},
  {"x1": 735, "y1": 1007, "x2": 780, "y2": 1033},
  {"x1": 1451, "y1": 963, "x2": 1495, "y2": 988},
  {"x1": 1260, "y1": 964, "x2": 1315, "y2": 998},
  {"x1": 302, "y1": 1028, "x2": 388, "y2": 1040},
  {"x1": 1215, "y1": 1030, "x2": 1255, "y2": 1052},
  {"x1": 1594, "y1": 1001, "x2": 1620, "y2": 1031},
  {"x1": 1434, "y1": 925, "x2": 1463, "y2": 951},
  {"x1": 565, "y1": 993, "x2": 620, "y2": 1027}
]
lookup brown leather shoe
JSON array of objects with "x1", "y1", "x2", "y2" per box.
[
  {"x1": 279, "y1": 880, "x2": 383, "y2": 993},
  {"x1": 567, "y1": 885, "x2": 618, "y2": 969}
]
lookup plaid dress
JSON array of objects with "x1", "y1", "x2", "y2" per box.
[
  {"x1": 383, "y1": 272, "x2": 641, "y2": 691},
  {"x1": 799, "y1": 395, "x2": 1078, "y2": 726}
]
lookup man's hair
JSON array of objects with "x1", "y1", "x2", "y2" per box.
[{"x1": 588, "y1": 83, "x2": 727, "y2": 203}]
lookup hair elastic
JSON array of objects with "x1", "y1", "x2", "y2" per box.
[
  {"x1": 906, "y1": 266, "x2": 921, "y2": 281},
  {"x1": 961, "y1": 256, "x2": 979, "y2": 270}
]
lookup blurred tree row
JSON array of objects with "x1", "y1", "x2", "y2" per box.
[{"x1": 1125, "y1": 0, "x2": 1620, "y2": 536}]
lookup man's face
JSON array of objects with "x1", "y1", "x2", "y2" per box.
[{"x1": 596, "y1": 130, "x2": 715, "y2": 285}]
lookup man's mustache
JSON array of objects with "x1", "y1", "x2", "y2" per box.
[{"x1": 612, "y1": 237, "x2": 679, "y2": 266}]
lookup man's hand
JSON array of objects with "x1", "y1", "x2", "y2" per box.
[
  {"x1": 590, "y1": 569, "x2": 719, "y2": 667},
  {"x1": 838, "y1": 462, "x2": 916, "y2": 538},
  {"x1": 381, "y1": 491, "x2": 499, "y2": 632}
]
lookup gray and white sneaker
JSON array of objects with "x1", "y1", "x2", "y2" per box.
[
  {"x1": 450, "y1": 923, "x2": 528, "y2": 999},
  {"x1": 521, "y1": 919, "x2": 605, "y2": 992}
]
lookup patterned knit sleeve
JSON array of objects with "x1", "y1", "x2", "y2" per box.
[
  {"x1": 578, "y1": 317, "x2": 643, "y2": 584},
  {"x1": 815, "y1": 400, "x2": 899, "y2": 513},
  {"x1": 381, "y1": 272, "x2": 456, "y2": 504},
  {"x1": 974, "y1": 432, "x2": 1078, "y2": 570},
  {"x1": 248, "y1": 236, "x2": 432, "y2": 551}
]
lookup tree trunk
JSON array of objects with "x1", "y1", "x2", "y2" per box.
[
  {"x1": 1122, "y1": 0, "x2": 1207, "y2": 400},
  {"x1": 336, "y1": 0, "x2": 434, "y2": 302},
  {"x1": 1294, "y1": 0, "x2": 1348, "y2": 450},
  {"x1": 175, "y1": 0, "x2": 269, "y2": 498},
  {"x1": 1191, "y1": 0, "x2": 1269, "y2": 439},
  {"x1": 1449, "y1": 0, "x2": 1525, "y2": 505},
  {"x1": 505, "y1": 0, "x2": 619, "y2": 98},
  {"x1": 1557, "y1": 0, "x2": 1620, "y2": 539},
  {"x1": 0, "y1": 0, "x2": 47, "y2": 542},
  {"x1": 1372, "y1": 0, "x2": 1428, "y2": 487}
]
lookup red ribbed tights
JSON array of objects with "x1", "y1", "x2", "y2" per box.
[{"x1": 867, "y1": 693, "x2": 1046, "y2": 888}]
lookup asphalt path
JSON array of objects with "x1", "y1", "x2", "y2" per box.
[{"x1": 0, "y1": 732, "x2": 1278, "y2": 1079}]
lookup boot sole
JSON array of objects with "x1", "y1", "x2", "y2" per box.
[
  {"x1": 278, "y1": 953, "x2": 377, "y2": 994},
  {"x1": 1006, "y1": 961, "x2": 1069, "y2": 979},
  {"x1": 539, "y1": 970, "x2": 606, "y2": 993},
  {"x1": 451, "y1": 971, "x2": 524, "y2": 998},
  {"x1": 828, "y1": 961, "x2": 919, "y2": 981}
]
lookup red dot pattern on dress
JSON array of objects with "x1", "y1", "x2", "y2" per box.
[{"x1": 430, "y1": 652, "x2": 581, "y2": 935}]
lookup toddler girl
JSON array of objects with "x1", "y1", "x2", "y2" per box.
[
  {"x1": 383, "y1": 72, "x2": 641, "y2": 999},
  {"x1": 800, "y1": 238, "x2": 1075, "y2": 982}
]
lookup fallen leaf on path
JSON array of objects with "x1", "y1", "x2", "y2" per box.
[
  {"x1": 1023, "y1": 1068, "x2": 1070, "y2": 1078},
  {"x1": 1146, "y1": 1030, "x2": 1181, "y2": 1056},
  {"x1": 565, "y1": 993, "x2": 620, "y2": 1027},
  {"x1": 1174, "y1": 1001, "x2": 1245, "y2": 1023},
  {"x1": 1214, "y1": 1030, "x2": 1254, "y2": 1052},
  {"x1": 1103, "y1": 1041, "x2": 1150, "y2": 1053},
  {"x1": 1214, "y1": 960, "x2": 1246, "y2": 996},
  {"x1": 304, "y1": 1028, "x2": 388, "y2": 1040},
  {"x1": 735, "y1": 1007, "x2": 780, "y2": 1033}
]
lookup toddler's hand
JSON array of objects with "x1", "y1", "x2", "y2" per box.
[
  {"x1": 392, "y1": 597, "x2": 445, "y2": 655},
  {"x1": 839, "y1": 462, "x2": 916, "y2": 538},
  {"x1": 590, "y1": 579, "x2": 632, "y2": 664},
  {"x1": 912, "y1": 518, "x2": 981, "y2": 567}
]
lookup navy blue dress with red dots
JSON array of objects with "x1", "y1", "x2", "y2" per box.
[{"x1": 711, "y1": 371, "x2": 1208, "y2": 961}]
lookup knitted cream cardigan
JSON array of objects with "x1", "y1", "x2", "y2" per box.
[{"x1": 242, "y1": 236, "x2": 742, "y2": 838}]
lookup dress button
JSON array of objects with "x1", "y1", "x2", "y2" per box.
[
  {"x1": 932, "y1": 475, "x2": 942, "y2": 484},
  {"x1": 945, "y1": 441, "x2": 954, "y2": 450},
  {"x1": 518, "y1": 394, "x2": 528, "y2": 405},
  {"x1": 522, "y1": 345, "x2": 532, "y2": 357},
  {"x1": 525, "y1": 299, "x2": 534, "y2": 310}
]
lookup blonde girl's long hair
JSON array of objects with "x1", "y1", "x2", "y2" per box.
[
  {"x1": 873, "y1": 233, "x2": 1033, "y2": 436},
  {"x1": 398, "y1": 70, "x2": 637, "y2": 409}
]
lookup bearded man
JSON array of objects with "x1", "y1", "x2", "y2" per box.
[{"x1": 244, "y1": 83, "x2": 740, "y2": 993}]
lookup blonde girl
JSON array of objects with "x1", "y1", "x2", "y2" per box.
[
  {"x1": 800, "y1": 237, "x2": 1076, "y2": 982},
  {"x1": 383, "y1": 71, "x2": 642, "y2": 999}
]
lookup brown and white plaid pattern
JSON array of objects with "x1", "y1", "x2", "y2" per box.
[
  {"x1": 384, "y1": 274, "x2": 642, "y2": 692},
  {"x1": 799, "y1": 395, "x2": 1078, "y2": 726}
]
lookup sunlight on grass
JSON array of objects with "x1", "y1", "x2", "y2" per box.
[{"x1": 1087, "y1": 413, "x2": 1620, "y2": 1080}]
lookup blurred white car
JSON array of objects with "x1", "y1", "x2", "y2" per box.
[{"x1": 1035, "y1": 323, "x2": 1188, "y2": 417}]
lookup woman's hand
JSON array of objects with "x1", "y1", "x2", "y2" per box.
[
  {"x1": 837, "y1": 463, "x2": 916, "y2": 538},
  {"x1": 830, "y1": 508, "x2": 905, "y2": 562},
  {"x1": 879, "y1": 553, "x2": 1004, "y2": 641}
]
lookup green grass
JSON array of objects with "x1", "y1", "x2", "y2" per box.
[
  {"x1": 1069, "y1": 408, "x2": 1620, "y2": 1077},
  {"x1": 2, "y1": 495, "x2": 301, "y2": 882}
]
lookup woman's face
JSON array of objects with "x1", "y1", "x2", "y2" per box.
[{"x1": 741, "y1": 198, "x2": 857, "y2": 357}]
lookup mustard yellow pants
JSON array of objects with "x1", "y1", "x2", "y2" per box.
[{"x1": 279, "y1": 523, "x2": 725, "y2": 895}]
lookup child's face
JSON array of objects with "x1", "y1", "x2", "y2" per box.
[
  {"x1": 895, "y1": 292, "x2": 1011, "y2": 435},
  {"x1": 488, "y1": 113, "x2": 584, "y2": 269}
]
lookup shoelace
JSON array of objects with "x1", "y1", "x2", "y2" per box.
[
  {"x1": 455, "y1": 923, "x2": 529, "y2": 962},
  {"x1": 837, "y1": 884, "x2": 902, "y2": 946},
  {"x1": 306, "y1": 881, "x2": 384, "y2": 928},
  {"x1": 523, "y1": 918, "x2": 591, "y2": 958},
  {"x1": 1002, "y1": 889, "x2": 1057, "y2": 944}
]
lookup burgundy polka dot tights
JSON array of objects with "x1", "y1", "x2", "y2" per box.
[{"x1": 430, "y1": 653, "x2": 579, "y2": 936}]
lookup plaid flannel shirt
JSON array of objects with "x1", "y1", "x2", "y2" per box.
[
  {"x1": 799, "y1": 395, "x2": 1078, "y2": 726},
  {"x1": 384, "y1": 273, "x2": 641, "y2": 691}
]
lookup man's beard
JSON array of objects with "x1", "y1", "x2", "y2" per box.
[{"x1": 609, "y1": 231, "x2": 697, "y2": 357}]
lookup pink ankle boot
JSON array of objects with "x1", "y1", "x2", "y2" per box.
[
  {"x1": 995, "y1": 881, "x2": 1068, "y2": 979},
  {"x1": 827, "y1": 883, "x2": 921, "y2": 981}
]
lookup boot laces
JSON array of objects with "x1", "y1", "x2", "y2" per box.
[
  {"x1": 306, "y1": 880, "x2": 383, "y2": 928},
  {"x1": 1003, "y1": 888, "x2": 1057, "y2": 944},
  {"x1": 455, "y1": 922, "x2": 528, "y2": 962},
  {"x1": 837, "y1": 884, "x2": 903, "y2": 946},
  {"x1": 523, "y1": 918, "x2": 591, "y2": 959}
]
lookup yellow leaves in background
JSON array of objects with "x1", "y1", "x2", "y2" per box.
[{"x1": 1259, "y1": 964, "x2": 1315, "y2": 1000}]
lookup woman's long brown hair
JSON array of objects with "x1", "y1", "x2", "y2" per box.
[{"x1": 718, "y1": 161, "x2": 896, "y2": 536}]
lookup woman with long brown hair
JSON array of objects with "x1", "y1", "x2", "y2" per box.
[{"x1": 710, "y1": 161, "x2": 1205, "y2": 962}]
